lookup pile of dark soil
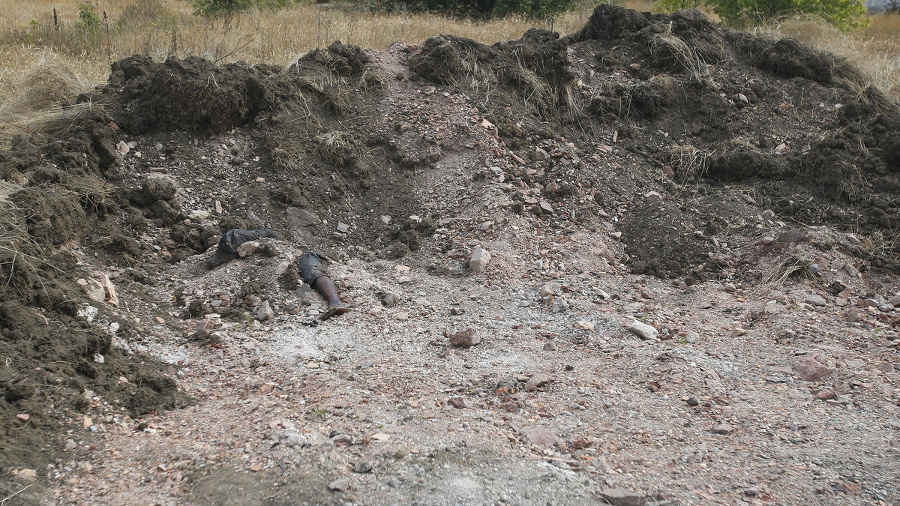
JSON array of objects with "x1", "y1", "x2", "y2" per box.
[
  {"x1": 566, "y1": 5, "x2": 900, "y2": 276},
  {"x1": 410, "y1": 28, "x2": 574, "y2": 116},
  {"x1": 0, "y1": 110, "x2": 187, "y2": 477},
  {"x1": 3, "y1": 3, "x2": 900, "y2": 492},
  {"x1": 98, "y1": 55, "x2": 278, "y2": 135}
]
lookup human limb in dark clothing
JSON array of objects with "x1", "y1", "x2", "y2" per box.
[{"x1": 297, "y1": 251, "x2": 348, "y2": 319}]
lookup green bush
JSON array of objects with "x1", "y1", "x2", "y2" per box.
[
  {"x1": 374, "y1": 0, "x2": 578, "y2": 19},
  {"x1": 711, "y1": 0, "x2": 869, "y2": 30},
  {"x1": 78, "y1": 1, "x2": 102, "y2": 32},
  {"x1": 652, "y1": 0, "x2": 869, "y2": 30},
  {"x1": 651, "y1": 0, "x2": 703, "y2": 12}
]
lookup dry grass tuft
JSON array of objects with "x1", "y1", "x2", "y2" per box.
[
  {"x1": 667, "y1": 144, "x2": 710, "y2": 182},
  {"x1": 648, "y1": 30, "x2": 709, "y2": 84}
]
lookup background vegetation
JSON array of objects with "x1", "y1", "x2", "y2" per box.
[
  {"x1": 0, "y1": 0, "x2": 897, "y2": 143},
  {"x1": 653, "y1": 0, "x2": 869, "y2": 30}
]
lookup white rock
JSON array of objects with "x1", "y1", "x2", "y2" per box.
[
  {"x1": 257, "y1": 300, "x2": 274, "y2": 321},
  {"x1": 237, "y1": 241, "x2": 260, "y2": 258},
  {"x1": 83, "y1": 278, "x2": 105, "y2": 304},
  {"x1": 78, "y1": 304, "x2": 99, "y2": 322},
  {"x1": 101, "y1": 275, "x2": 119, "y2": 307},
  {"x1": 574, "y1": 320, "x2": 595, "y2": 331},
  {"x1": 470, "y1": 247, "x2": 491, "y2": 273},
  {"x1": 626, "y1": 320, "x2": 658, "y2": 340},
  {"x1": 541, "y1": 283, "x2": 560, "y2": 297}
]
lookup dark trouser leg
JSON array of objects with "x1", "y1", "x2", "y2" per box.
[{"x1": 298, "y1": 252, "x2": 348, "y2": 319}]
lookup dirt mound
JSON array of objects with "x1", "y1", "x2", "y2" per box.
[
  {"x1": 727, "y1": 31, "x2": 864, "y2": 87},
  {"x1": 569, "y1": 4, "x2": 650, "y2": 42},
  {"x1": 410, "y1": 29, "x2": 574, "y2": 116},
  {"x1": 567, "y1": 4, "x2": 900, "y2": 276},
  {"x1": 98, "y1": 55, "x2": 277, "y2": 135},
  {"x1": 0, "y1": 108, "x2": 188, "y2": 476}
]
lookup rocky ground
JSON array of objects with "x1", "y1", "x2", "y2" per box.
[{"x1": 1, "y1": 5, "x2": 899, "y2": 505}]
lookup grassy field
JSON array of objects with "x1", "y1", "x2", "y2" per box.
[{"x1": 0, "y1": 0, "x2": 897, "y2": 141}]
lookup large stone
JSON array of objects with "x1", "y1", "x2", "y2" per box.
[
  {"x1": 574, "y1": 320, "x2": 595, "y2": 331},
  {"x1": 82, "y1": 278, "x2": 106, "y2": 304},
  {"x1": 794, "y1": 357, "x2": 831, "y2": 382},
  {"x1": 524, "y1": 373, "x2": 551, "y2": 392},
  {"x1": 352, "y1": 461, "x2": 373, "y2": 474},
  {"x1": 804, "y1": 294, "x2": 827, "y2": 306},
  {"x1": 470, "y1": 247, "x2": 491, "y2": 272},
  {"x1": 520, "y1": 426, "x2": 557, "y2": 449},
  {"x1": 236, "y1": 240, "x2": 260, "y2": 258},
  {"x1": 598, "y1": 487, "x2": 645, "y2": 506},
  {"x1": 625, "y1": 321, "x2": 658, "y2": 341},
  {"x1": 450, "y1": 328, "x2": 480, "y2": 348},
  {"x1": 712, "y1": 423, "x2": 735, "y2": 434},
  {"x1": 286, "y1": 207, "x2": 321, "y2": 227},
  {"x1": 327, "y1": 478, "x2": 351, "y2": 492},
  {"x1": 257, "y1": 300, "x2": 274, "y2": 321}
]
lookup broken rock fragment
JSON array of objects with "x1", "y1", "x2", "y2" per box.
[
  {"x1": 257, "y1": 300, "x2": 274, "y2": 321},
  {"x1": 449, "y1": 328, "x2": 480, "y2": 348},
  {"x1": 598, "y1": 487, "x2": 645, "y2": 506},
  {"x1": 469, "y1": 247, "x2": 491, "y2": 272},
  {"x1": 524, "y1": 373, "x2": 551, "y2": 392},
  {"x1": 520, "y1": 426, "x2": 557, "y2": 449},
  {"x1": 794, "y1": 357, "x2": 831, "y2": 382},
  {"x1": 327, "y1": 478, "x2": 351, "y2": 492},
  {"x1": 625, "y1": 320, "x2": 658, "y2": 341}
]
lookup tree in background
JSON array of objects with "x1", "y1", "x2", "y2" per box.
[
  {"x1": 654, "y1": 0, "x2": 869, "y2": 30},
  {"x1": 374, "y1": 0, "x2": 579, "y2": 19},
  {"x1": 652, "y1": 0, "x2": 704, "y2": 11}
]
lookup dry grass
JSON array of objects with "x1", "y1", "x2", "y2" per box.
[{"x1": 0, "y1": 0, "x2": 632, "y2": 67}]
